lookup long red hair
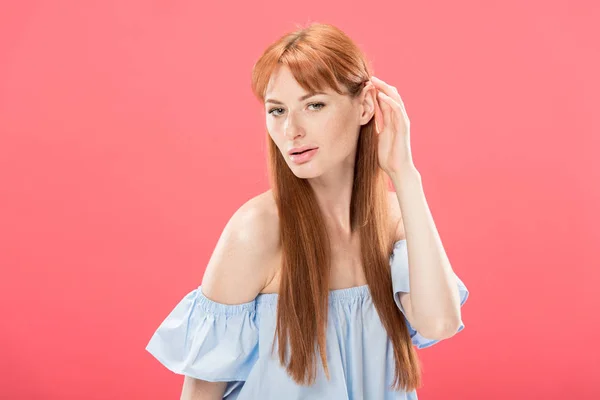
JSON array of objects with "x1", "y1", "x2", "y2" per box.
[{"x1": 250, "y1": 22, "x2": 422, "y2": 392}]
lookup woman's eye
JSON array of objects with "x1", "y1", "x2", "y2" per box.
[
  {"x1": 268, "y1": 107, "x2": 284, "y2": 116},
  {"x1": 268, "y1": 102, "x2": 325, "y2": 117}
]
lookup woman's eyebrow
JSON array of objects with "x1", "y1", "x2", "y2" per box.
[{"x1": 265, "y1": 91, "x2": 327, "y2": 105}]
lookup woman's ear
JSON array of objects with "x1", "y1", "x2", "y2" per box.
[{"x1": 359, "y1": 81, "x2": 377, "y2": 126}]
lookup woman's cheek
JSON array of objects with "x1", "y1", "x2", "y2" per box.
[{"x1": 266, "y1": 122, "x2": 279, "y2": 142}]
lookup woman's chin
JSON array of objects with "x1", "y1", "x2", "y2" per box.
[
  {"x1": 289, "y1": 165, "x2": 321, "y2": 179},
  {"x1": 293, "y1": 172, "x2": 318, "y2": 180}
]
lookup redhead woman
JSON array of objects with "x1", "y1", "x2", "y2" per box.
[{"x1": 146, "y1": 22, "x2": 469, "y2": 400}]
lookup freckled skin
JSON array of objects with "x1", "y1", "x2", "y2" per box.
[
  {"x1": 264, "y1": 65, "x2": 371, "y2": 181},
  {"x1": 263, "y1": 64, "x2": 378, "y2": 233}
]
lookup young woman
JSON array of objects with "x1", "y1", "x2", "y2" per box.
[{"x1": 146, "y1": 22, "x2": 469, "y2": 399}]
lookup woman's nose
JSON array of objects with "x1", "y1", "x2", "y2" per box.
[{"x1": 283, "y1": 114, "x2": 303, "y2": 139}]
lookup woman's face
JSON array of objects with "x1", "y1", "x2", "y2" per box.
[{"x1": 264, "y1": 65, "x2": 374, "y2": 179}]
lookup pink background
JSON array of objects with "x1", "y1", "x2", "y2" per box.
[{"x1": 1, "y1": 1, "x2": 598, "y2": 399}]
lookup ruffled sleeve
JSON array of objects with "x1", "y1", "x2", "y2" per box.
[
  {"x1": 145, "y1": 285, "x2": 259, "y2": 394},
  {"x1": 389, "y1": 239, "x2": 470, "y2": 349}
]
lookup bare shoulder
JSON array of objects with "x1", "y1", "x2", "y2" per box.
[
  {"x1": 200, "y1": 189, "x2": 280, "y2": 304},
  {"x1": 387, "y1": 191, "x2": 406, "y2": 242}
]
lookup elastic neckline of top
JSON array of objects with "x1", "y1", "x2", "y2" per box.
[
  {"x1": 195, "y1": 284, "x2": 372, "y2": 313},
  {"x1": 256, "y1": 283, "x2": 371, "y2": 303}
]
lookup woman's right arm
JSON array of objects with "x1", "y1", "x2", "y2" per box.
[{"x1": 179, "y1": 197, "x2": 279, "y2": 400}]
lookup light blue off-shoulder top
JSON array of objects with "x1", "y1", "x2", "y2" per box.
[{"x1": 145, "y1": 239, "x2": 469, "y2": 399}]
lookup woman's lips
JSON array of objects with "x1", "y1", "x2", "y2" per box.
[{"x1": 289, "y1": 148, "x2": 318, "y2": 164}]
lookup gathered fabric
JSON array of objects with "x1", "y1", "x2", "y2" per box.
[{"x1": 146, "y1": 239, "x2": 469, "y2": 399}]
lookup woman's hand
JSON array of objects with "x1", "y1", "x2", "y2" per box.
[{"x1": 369, "y1": 75, "x2": 415, "y2": 176}]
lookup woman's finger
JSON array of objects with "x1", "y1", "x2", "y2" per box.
[
  {"x1": 377, "y1": 91, "x2": 393, "y2": 132},
  {"x1": 371, "y1": 76, "x2": 402, "y2": 103}
]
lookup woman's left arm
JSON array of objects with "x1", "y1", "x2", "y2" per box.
[
  {"x1": 391, "y1": 166, "x2": 463, "y2": 340},
  {"x1": 368, "y1": 75, "x2": 462, "y2": 339}
]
